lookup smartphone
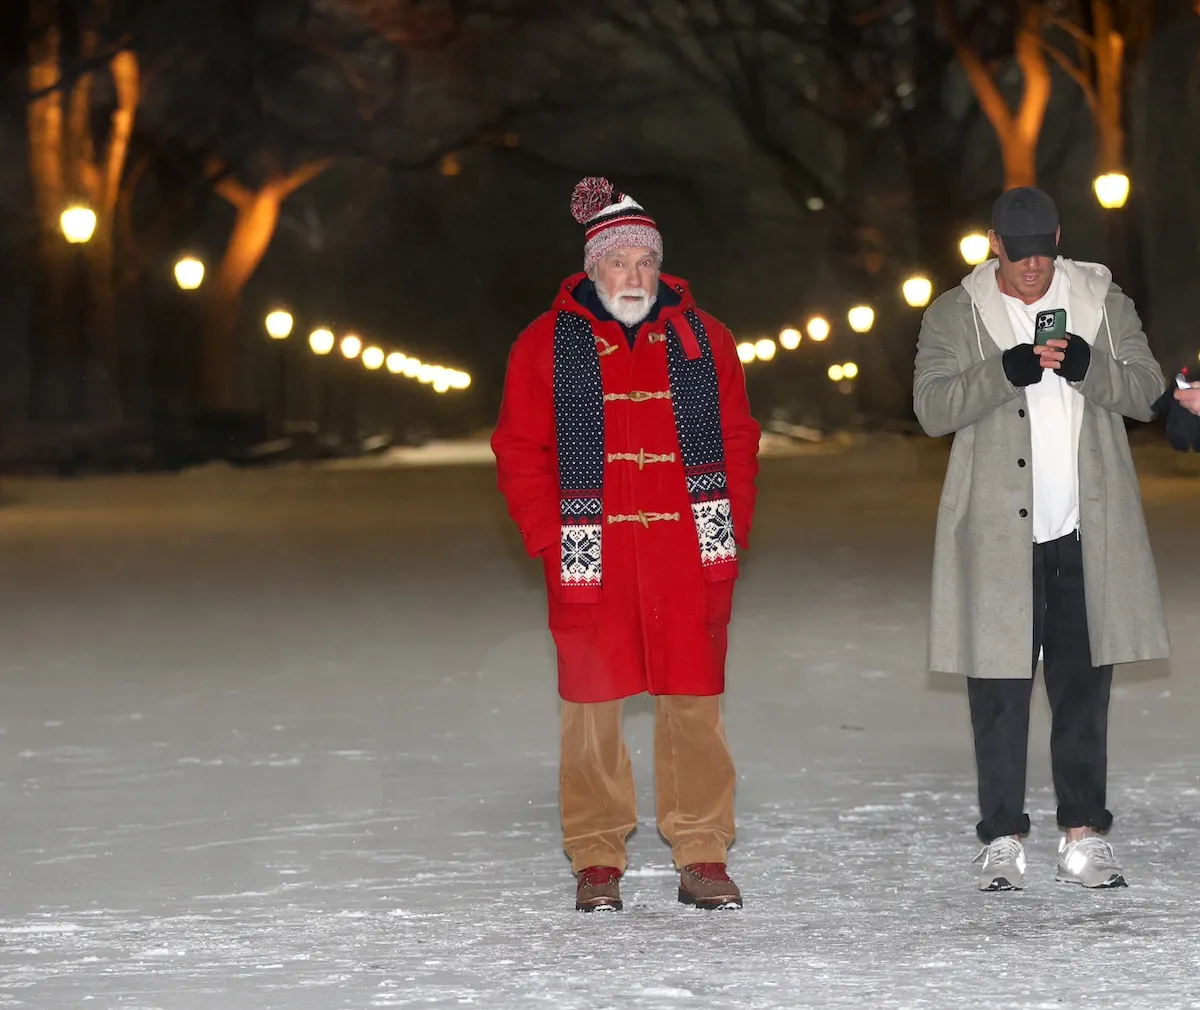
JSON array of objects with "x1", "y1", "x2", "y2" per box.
[
  {"x1": 1034, "y1": 308, "x2": 1067, "y2": 346},
  {"x1": 1176, "y1": 373, "x2": 1193, "y2": 390}
]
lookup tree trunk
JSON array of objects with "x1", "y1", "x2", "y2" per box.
[
  {"x1": 1091, "y1": 1, "x2": 1126, "y2": 173},
  {"x1": 25, "y1": 3, "x2": 139, "y2": 423},
  {"x1": 936, "y1": 0, "x2": 1051, "y2": 190},
  {"x1": 998, "y1": 128, "x2": 1040, "y2": 189},
  {"x1": 26, "y1": 13, "x2": 74, "y2": 421},
  {"x1": 199, "y1": 161, "x2": 332, "y2": 411}
]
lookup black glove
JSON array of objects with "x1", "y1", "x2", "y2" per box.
[
  {"x1": 1165, "y1": 397, "x2": 1200, "y2": 452},
  {"x1": 1058, "y1": 332, "x2": 1092, "y2": 383},
  {"x1": 1002, "y1": 345, "x2": 1044, "y2": 388}
]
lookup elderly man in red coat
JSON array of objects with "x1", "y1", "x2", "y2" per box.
[{"x1": 492, "y1": 178, "x2": 760, "y2": 913}]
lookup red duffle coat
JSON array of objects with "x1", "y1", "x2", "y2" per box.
[{"x1": 492, "y1": 273, "x2": 760, "y2": 703}]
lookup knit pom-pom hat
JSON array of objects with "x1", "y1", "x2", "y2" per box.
[{"x1": 570, "y1": 177, "x2": 663, "y2": 273}]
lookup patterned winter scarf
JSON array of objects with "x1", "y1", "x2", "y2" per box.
[{"x1": 553, "y1": 307, "x2": 736, "y2": 590}]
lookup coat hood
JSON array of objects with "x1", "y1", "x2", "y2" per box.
[{"x1": 958, "y1": 257, "x2": 1117, "y2": 359}]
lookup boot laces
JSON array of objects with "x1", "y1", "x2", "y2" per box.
[
  {"x1": 579, "y1": 866, "x2": 621, "y2": 888},
  {"x1": 687, "y1": 862, "x2": 732, "y2": 883}
]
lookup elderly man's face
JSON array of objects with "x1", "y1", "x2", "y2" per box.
[{"x1": 592, "y1": 246, "x2": 661, "y2": 326}]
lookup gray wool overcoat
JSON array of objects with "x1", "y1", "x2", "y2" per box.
[{"x1": 913, "y1": 258, "x2": 1171, "y2": 679}]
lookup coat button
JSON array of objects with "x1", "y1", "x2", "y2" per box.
[
  {"x1": 1018, "y1": 458, "x2": 1026, "y2": 467},
  {"x1": 1019, "y1": 508, "x2": 1029, "y2": 518},
  {"x1": 1019, "y1": 409, "x2": 1026, "y2": 418}
]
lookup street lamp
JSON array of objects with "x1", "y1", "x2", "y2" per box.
[
  {"x1": 827, "y1": 364, "x2": 845, "y2": 382},
  {"x1": 309, "y1": 328, "x2": 335, "y2": 355},
  {"x1": 960, "y1": 232, "x2": 990, "y2": 266},
  {"x1": 265, "y1": 310, "x2": 294, "y2": 340},
  {"x1": 386, "y1": 352, "x2": 406, "y2": 374},
  {"x1": 736, "y1": 341, "x2": 757, "y2": 364},
  {"x1": 362, "y1": 346, "x2": 385, "y2": 370},
  {"x1": 902, "y1": 275, "x2": 933, "y2": 308},
  {"x1": 806, "y1": 316, "x2": 831, "y2": 342},
  {"x1": 754, "y1": 338, "x2": 777, "y2": 362},
  {"x1": 847, "y1": 305, "x2": 875, "y2": 334},
  {"x1": 779, "y1": 327, "x2": 802, "y2": 350},
  {"x1": 340, "y1": 334, "x2": 362, "y2": 359},
  {"x1": 174, "y1": 256, "x2": 205, "y2": 291},
  {"x1": 842, "y1": 362, "x2": 859, "y2": 379},
  {"x1": 60, "y1": 205, "x2": 97, "y2": 244},
  {"x1": 402, "y1": 357, "x2": 422, "y2": 378},
  {"x1": 448, "y1": 370, "x2": 472, "y2": 390},
  {"x1": 1094, "y1": 172, "x2": 1130, "y2": 210}
]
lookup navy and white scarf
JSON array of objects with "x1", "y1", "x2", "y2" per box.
[{"x1": 552, "y1": 307, "x2": 736, "y2": 590}]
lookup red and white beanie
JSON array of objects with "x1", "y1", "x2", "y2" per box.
[{"x1": 571, "y1": 177, "x2": 663, "y2": 273}]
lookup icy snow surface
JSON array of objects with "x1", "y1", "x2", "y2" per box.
[{"x1": 1, "y1": 436, "x2": 1199, "y2": 1009}]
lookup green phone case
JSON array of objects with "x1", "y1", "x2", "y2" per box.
[{"x1": 1034, "y1": 308, "x2": 1066, "y2": 345}]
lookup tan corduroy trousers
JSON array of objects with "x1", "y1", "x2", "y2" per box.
[{"x1": 560, "y1": 695, "x2": 736, "y2": 873}]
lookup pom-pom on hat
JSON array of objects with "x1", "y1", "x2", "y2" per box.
[{"x1": 571, "y1": 177, "x2": 663, "y2": 273}]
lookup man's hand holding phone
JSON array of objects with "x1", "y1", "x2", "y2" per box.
[
  {"x1": 1036, "y1": 338, "x2": 1067, "y2": 370},
  {"x1": 1032, "y1": 310, "x2": 1090, "y2": 382}
]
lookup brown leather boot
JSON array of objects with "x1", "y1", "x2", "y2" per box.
[
  {"x1": 575, "y1": 865, "x2": 623, "y2": 912},
  {"x1": 678, "y1": 862, "x2": 742, "y2": 909}
]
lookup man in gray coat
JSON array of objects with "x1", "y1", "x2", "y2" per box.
[{"x1": 914, "y1": 187, "x2": 1170, "y2": 892}]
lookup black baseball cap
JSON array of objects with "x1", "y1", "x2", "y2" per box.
[{"x1": 991, "y1": 187, "x2": 1059, "y2": 261}]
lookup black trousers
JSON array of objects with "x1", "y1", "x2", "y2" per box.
[{"x1": 968, "y1": 532, "x2": 1114, "y2": 843}]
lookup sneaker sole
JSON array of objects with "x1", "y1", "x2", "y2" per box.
[
  {"x1": 678, "y1": 889, "x2": 742, "y2": 910},
  {"x1": 1056, "y1": 874, "x2": 1127, "y2": 889}
]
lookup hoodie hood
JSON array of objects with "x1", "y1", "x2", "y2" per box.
[{"x1": 958, "y1": 257, "x2": 1116, "y2": 359}]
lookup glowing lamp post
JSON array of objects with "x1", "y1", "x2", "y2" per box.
[
  {"x1": 263, "y1": 310, "x2": 295, "y2": 428},
  {"x1": 386, "y1": 352, "x2": 406, "y2": 374},
  {"x1": 736, "y1": 341, "x2": 757, "y2": 364},
  {"x1": 265, "y1": 310, "x2": 294, "y2": 340},
  {"x1": 754, "y1": 338, "x2": 777, "y2": 362},
  {"x1": 309, "y1": 328, "x2": 335, "y2": 355},
  {"x1": 174, "y1": 256, "x2": 205, "y2": 291},
  {"x1": 60, "y1": 205, "x2": 97, "y2": 244},
  {"x1": 902, "y1": 276, "x2": 933, "y2": 308},
  {"x1": 402, "y1": 358, "x2": 421, "y2": 378},
  {"x1": 827, "y1": 364, "x2": 845, "y2": 382},
  {"x1": 847, "y1": 305, "x2": 875, "y2": 334},
  {"x1": 1094, "y1": 173, "x2": 1130, "y2": 210},
  {"x1": 960, "y1": 232, "x2": 990, "y2": 266},
  {"x1": 362, "y1": 346, "x2": 385, "y2": 371},
  {"x1": 842, "y1": 362, "x2": 859, "y2": 379},
  {"x1": 806, "y1": 316, "x2": 830, "y2": 342},
  {"x1": 779, "y1": 327, "x2": 802, "y2": 351},
  {"x1": 340, "y1": 334, "x2": 362, "y2": 360}
]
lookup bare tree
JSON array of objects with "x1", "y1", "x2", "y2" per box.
[
  {"x1": 25, "y1": 0, "x2": 141, "y2": 421},
  {"x1": 935, "y1": 0, "x2": 1052, "y2": 190}
]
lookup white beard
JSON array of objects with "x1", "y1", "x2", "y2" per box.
[{"x1": 596, "y1": 282, "x2": 657, "y2": 328}]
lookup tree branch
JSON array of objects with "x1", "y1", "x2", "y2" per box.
[
  {"x1": 1040, "y1": 37, "x2": 1099, "y2": 116},
  {"x1": 935, "y1": 0, "x2": 1016, "y2": 142},
  {"x1": 275, "y1": 157, "x2": 335, "y2": 198}
]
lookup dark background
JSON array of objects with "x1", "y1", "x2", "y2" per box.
[{"x1": 1, "y1": 0, "x2": 1198, "y2": 469}]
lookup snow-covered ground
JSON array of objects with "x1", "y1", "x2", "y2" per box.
[{"x1": 1, "y1": 437, "x2": 1199, "y2": 1009}]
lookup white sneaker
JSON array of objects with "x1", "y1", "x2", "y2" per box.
[
  {"x1": 974, "y1": 835, "x2": 1026, "y2": 891},
  {"x1": 1057, "y1": 836, "x2": 1127, "y2": 889}
]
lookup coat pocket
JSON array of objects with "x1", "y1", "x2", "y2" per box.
[
  {"x1": 704, "y1": 579, "x2": 735, "y2": 625},
  {"x1": 938, "y1": 432, "x2": 974, "y2": 512},
  {"x1": 542, "y1": 551, "x2": 601, "y2": 630}
]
